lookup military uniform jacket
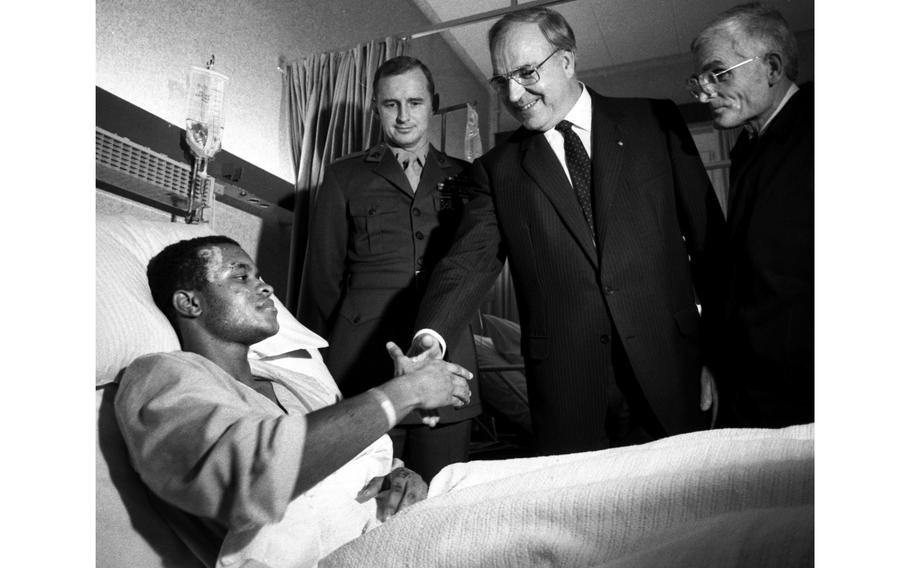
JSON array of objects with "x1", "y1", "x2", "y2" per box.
[{"x1": 301, "y1": 143, "x2": 481, "y2": 425}]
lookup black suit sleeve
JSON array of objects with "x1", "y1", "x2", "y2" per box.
[
  {"x1": 658, "y1": 99, "x2": 725, "y2": 359},
  {"x1": 415, "y1": 159, "x2": 506, "y2": 342}
]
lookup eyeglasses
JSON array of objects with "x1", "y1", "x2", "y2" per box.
[
  {"x1": 489, "y1": 49, "x2": 561, "y2": 92},
  {"x1": 686, "y1": 56, "x2": 761, "y2": 99}
]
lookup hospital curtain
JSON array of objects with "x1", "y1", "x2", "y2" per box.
[{"x1": 283, "y1": 38, "x2": 408, "y2": 315}]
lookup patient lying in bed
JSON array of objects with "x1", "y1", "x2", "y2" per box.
[
  {"x1": 115, "y1": 235, "x2": 473, "y2": 567},
  {"x1": 115, "y1": 234, "x2": 814, "y2": 568}
]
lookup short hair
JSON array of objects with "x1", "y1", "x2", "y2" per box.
[
  {"x1": 691, "y1": 2, "x2": 799, "y2": 81},
  {"x1": 371, "y1": 55, "x2": 435, "y2": 100},
  {"x1": 488, "y1": 7, "x2": 577, "y2": 55},
  {"x1": 146, "y1": 235, "x2": 240, "y2": 330}
]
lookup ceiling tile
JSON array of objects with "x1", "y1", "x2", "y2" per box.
[{"x1": 413, "y1": 0, "x2": 814, "y2": 86}]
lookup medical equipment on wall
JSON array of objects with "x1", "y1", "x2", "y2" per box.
[
  {"x1": 184, "y1": 56, "x2": 228, "y2": 223},
  {"x1": 464, "y1": 102, "x2": 483, "y2": 162}
]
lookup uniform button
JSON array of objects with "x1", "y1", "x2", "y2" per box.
[
  {"x1": 600, "y1": 334, "x2": 610, "y2": 344},
  {"x1": 412, "y1": 208, "x2": 421, "y2": 216},
  {"x1": 604, "y1": 286, "x2": 615, "y2": 295},
  {"x1": 415, "y1": 231, "x2": 424, "y2": 240},
  {"x1": 368, "y1": 208, "x2": 376, "y2": 215}
]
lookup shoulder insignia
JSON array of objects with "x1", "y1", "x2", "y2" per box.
[{"x1": 365, "y1": 143, "x2": 388, "y2": 163}]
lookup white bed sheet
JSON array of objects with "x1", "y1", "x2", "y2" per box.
[{"x1": 321, "y1": 424, "x2": 813, "y2": 568}]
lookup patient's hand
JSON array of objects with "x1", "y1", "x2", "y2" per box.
[
  {"x1": 387, "y1": 340, "x2": 457, "y2": 427},
  {"x1": 385, "y1": 342, "x2": 472, "y2": 427},
  {"x1": 356, "y1": 460, "x2": 428, "y2": 522},
  {"x1": 387, "y1": 340, "x2": 435, "y2": 378}
]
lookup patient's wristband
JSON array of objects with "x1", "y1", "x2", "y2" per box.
[{"x1": 368, "y1": 388, "x2": 398, "y2": 429}]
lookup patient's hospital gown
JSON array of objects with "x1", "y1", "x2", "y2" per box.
[{"x1": 115, "y1": 351, "x2": 394, "y2": 568}]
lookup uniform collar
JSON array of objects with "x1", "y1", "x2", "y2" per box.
[{"x1": 391, "y1": 142, "x2": 429, "y2": 168}]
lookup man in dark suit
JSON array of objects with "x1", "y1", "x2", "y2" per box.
[
  {"x1": 301, "y1": 56, "x2": 481, "y2": 480},
  {"x1": 411, "y1": 7, "x2": 725, "y2": 455},
  {"x1": 690, "y1": 3, "x2": 813, "y2": 427}
]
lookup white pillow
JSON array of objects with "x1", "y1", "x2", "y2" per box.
[{"x1": 95, "y1": 214, "x2": 327, "y2": 386}]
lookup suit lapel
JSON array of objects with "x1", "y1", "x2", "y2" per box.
[
  {"x1": 372, "y1": 147, "x2": 415, "y2": 198},
  {"x1": 726, "y1": 131, "x2": 756, "y2": 232},
  {"x1": 727, "y1": 87, "x2": 807, "y2": 234},
  {"x1": 589, "y1": 93, "x2": 626, "y2": 257},
  {"x1": 520, "y1": 132, "x2": 598, "y2": 268}
]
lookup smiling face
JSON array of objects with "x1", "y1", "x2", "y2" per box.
[
  {"x1": 491, "y1": 21, "x2": 581, "y2": 132},
  {"x1": 693, "y1": 32, "x2": 776, "y2": 131},
  {"x1": 374, "y1": 68, "x2": 432, "y2": 151},
  {"x1": 195, "y1": 244, "x2": 279, "y2": 345}
]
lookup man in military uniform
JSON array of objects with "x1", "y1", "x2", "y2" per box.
[{"x1": 301, "y1": 56, "x2": 481, "y2": 480}]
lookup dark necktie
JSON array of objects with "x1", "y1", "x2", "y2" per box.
[
  {"x1": 394, "y1": 149, "x2": 422, "y2": 192},
  {"x1": 555, "y1": 120, "x2": 594, "y2": 235}
]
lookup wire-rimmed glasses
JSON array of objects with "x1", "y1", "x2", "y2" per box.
[
  {"x1": 686, "y1": 56, "x2": 761, "y2": 99},
  {"x1": 489, "y1": 49, "x2": 562, "y2": 92}
]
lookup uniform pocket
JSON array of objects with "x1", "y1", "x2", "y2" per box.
[
  {"x1": 338, "y1": 289, "x2": 394, "y2": 326},
  {"x1": 349, "y1": 199, "x2": 397, "y2": 255}
]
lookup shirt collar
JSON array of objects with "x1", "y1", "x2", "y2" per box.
[
  {"x1": 555, "y1": 83, "x2": 592, "y2": 134},
  {"x1": 749, "y1": 83, "x2": 800, "y2": 138},
  {"x1": 391, "y1": 142, "x2": 429, "y2": 167}
]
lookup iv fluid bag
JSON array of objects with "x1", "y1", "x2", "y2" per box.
[
  {"x1": 186, "y1": 66, "x2": 228, "y2": 159},
  {"x1": 464, "y1": 102, "x2": 482, "y2": 162}
]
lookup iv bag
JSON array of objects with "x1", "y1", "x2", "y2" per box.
[
  {"x1": 464, "y1": 102, "x2": 483, "y2": 162},
  {"x1": 185, "y1": 66, "x2": 229, "y2": 159}
]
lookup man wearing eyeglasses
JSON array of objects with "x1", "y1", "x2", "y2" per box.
[
  {"x1": 690, "y1": 3, "x2": 814, "y2": 428},
  {"x1": 410, "y1": 7, "x2": 725, "y2": 456}
]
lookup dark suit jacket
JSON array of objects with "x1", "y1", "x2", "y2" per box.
[
  {"x1": 415, "y1": 88, "x2": 725, "y2": 451},
  {"x1": 301, "y1": 143, "x2": 481, "y2": 425},
  {"x1": 706, "y1": 83, "x2": 814, "y2": 428}
]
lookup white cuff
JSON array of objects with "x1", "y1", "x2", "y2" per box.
[{"x1": 414, "y1": 328, "x2": 447, "y2": 358}]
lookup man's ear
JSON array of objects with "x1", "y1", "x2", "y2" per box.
[
  {"x1": 765, "y1": 52, "x2": 784, "y2": 85},
  {"x1": 172, "y1": 289, "x2": 202, "y2": 318},
  {"x1": 561, "y1": 49, "x2": 577, "y2": 78}
]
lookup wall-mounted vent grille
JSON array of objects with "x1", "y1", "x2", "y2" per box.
[{"x1": 95, "y1": 127, "x2": 212, "y2": 210}]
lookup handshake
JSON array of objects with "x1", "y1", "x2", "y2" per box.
[{"x1": 385, "y1": 333, "x2": 464, "y2": 427}]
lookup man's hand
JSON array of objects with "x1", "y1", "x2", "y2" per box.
[
  {"x1": 405, "y1": 335, "x2": 443, "y2": 427},
  {"x1": 700, "y1": 366, "x2": 719, "y2": 428},
  {"x1": 389, "y1": 336, "x2": 441, "y2": 378},
  {"x1": 387, "y1": 340, "x2": 469, "y2": 427},
  {"x1": 406, "y1": 333, "x2": 443, "y2": 360},
  {"x1": 355, "y1": 459, "x2": 428, "y2": 522}
]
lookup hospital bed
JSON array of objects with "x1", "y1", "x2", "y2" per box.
[{"x1": 96, "y1": 212, "x2": 813, "y2": 567}]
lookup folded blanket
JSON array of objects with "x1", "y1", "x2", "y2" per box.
[{"x1": 321, "y1": 424, "x2": 813, "y2": 568}]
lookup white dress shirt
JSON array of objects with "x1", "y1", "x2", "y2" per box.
[{"x1": 543, "y1": 84, "x2": 593, "y2": 186}]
